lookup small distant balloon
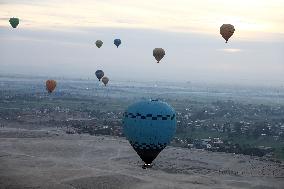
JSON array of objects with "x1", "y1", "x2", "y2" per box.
[
  {"x1": 102, "y1": 77, "x2": 109, "y2": 86},
  {"x1": 9, "y1": 17, "x2": 19, "y2": 28},
  {"x1": 46, "y1": 80, "x2": 57, "y2": 93},
  {"x1": 95, "y1": 40, "x2": 103, "y2": 48},
  {"x1": 153, "y1": 48, "x2": 165, "y2": 63},
  {"x1": 114, "y1": 39, "x2": 121, "y2": 48},
  {"x1": 95, "y1": 70, "x2": 104, "y2": 81},
  {"x1": 220, "y1": 24, "x2": 235, "y2": 43}
]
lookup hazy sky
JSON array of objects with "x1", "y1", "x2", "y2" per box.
[{"x1": 0, "y1": 0, "x2": 283, "y2": 86}]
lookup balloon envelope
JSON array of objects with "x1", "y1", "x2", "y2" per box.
[
  {"x1": 95, "y1": 70, "x2": 104, "y2": 81},
  {"x1": 9, "y1": 18, "x2": 19, "y2": 28},
  {"x1": 46, "y1": 80, "x2": 57, "y2": 93},
  {"x1": 220, "y1": 24, "x2": 235, "y2": 43},
  {"x1": 123, "y1": 100, "x2": 176, "y2": 165},
  {"x1": 114, "y1": 39, "x2": 121, "y2": 48},
  {"x1": 153, "y1": 48, "x2": 165, "y2": 63},
  {"x1": 95, "y1": 40, "x2": 103, "y2": 48},
  {"x1": 102, "y1": 77, "x2": 109, "y2": 86}
]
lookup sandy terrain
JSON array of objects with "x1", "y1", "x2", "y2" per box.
[{"x1": 0, "y1": 127, "x2": 283, "y2": 189}]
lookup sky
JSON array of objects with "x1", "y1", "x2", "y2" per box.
[{"x1": 0, "y1": 0, "x2": 283, "y2": 86}]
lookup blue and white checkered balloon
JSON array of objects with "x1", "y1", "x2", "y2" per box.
[{"x1": 123, "y1": 99, "x2": 176, "y2": 165}]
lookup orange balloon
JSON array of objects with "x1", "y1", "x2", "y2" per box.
[{"x1": 46, "y1": 80, "x2": 57, "y2": 93}]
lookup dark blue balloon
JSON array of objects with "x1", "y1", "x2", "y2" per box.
[
  {"x1": 114, "y1": 39, "x2": 121, "y2": 48},
  {"x1": 123, "y1": 99, "x2": 176, "y2": 166},
  {"x1": 95, "y1": 70, "x2": 104, "y2": 81}
]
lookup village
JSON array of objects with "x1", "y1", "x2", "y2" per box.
[{"x1": 1, "y1": 90, "x2": 283, "y2": 160}]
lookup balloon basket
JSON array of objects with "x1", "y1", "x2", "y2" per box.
[{"x1": 142, "y1": 163, "x2": 153, "y2": 169}]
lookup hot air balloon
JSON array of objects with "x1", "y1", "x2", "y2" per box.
[
  {"x1": 102, "y1": 77, "x2": 109, "y2": 86},
  {"x1": 9, "y1": 17, "x2": 19, "y2": 28},
  {"x1": 220, "y1": 24, "x2": 235, "y2": 43},
  {"x1": 46, "y1": 80, "x2": 57, "y2": 93},
  {"x1": 95, "y1": 40, "x2": 103, "y2": 48},
  {"x1": 123, "y1": 99, "x2": 176, "y2": 168},
  {"x1": 153, "y1": 48, "x2": 165, "y2": 63},
  {"x1": 95, "y1": 70, "x2": 104, "y2": 81},
  {"x1": 114, "y1": 39, "x2": 121, "y2": 48}
]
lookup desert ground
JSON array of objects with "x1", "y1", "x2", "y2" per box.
[{"x1": 0, "y1": 127, "x2": 283, "y2": 189}]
